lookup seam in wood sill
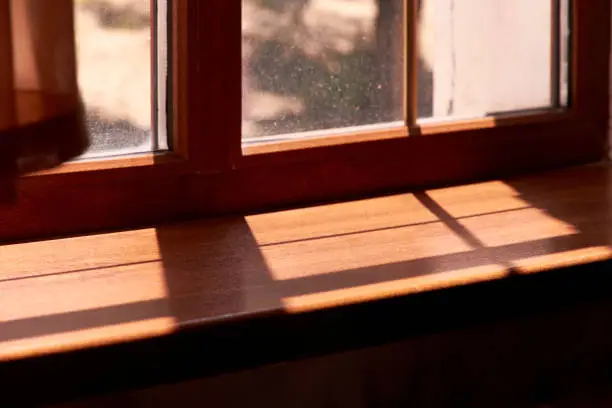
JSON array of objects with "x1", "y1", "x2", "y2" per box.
[{"x1": 1, "y1": 163, "x2": 612, "y2": 362}]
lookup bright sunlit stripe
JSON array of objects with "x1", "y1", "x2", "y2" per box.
[
  {"x1": 0, "y1": 317, "x2": 175, "y2": 362},
  {"x1": 513, "y1": 246, "x2": 612, "y2": 274},
  {"x1": 282, "y1": 264, "x2": 506, "y2": 313}
]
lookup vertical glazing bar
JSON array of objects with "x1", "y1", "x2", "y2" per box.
[
  {"x1": 405, "y1": 0, "x2": 419, "y2": 128},
  {"x1": 0, "y1": 0, "x2": 15, "y2": 130},
  {"x1": 151, "y1": 0, "x2": 159, "y2": 151},
  {"x1": 562, "y1": 0, "x2": 573, "y2": 107},
  {"x1": 171, "y1": 0, "x2": 187, "y2": 156},
  {"x1": 154, "y1": 0, "x2": 169, "y2": 152},
  {"x1": 550, "y1": 0, "x2": 561, "y2": 108}
]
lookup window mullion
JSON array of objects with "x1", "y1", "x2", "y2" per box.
[
  {"x1": 406, "y1": 0, "x2": 419, "y2": 129},
  {"x1": 550, "y1": 0, "x2": 562, "y2": 109}
]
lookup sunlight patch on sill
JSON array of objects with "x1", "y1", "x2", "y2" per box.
[
  {"x1": 258, "y1": 206, "x2": 577, "y2": 281},
  {"x1": 0, "y1": 227, "x2": 162, "y2": 282},
  {"x1": 246, "y1": 192, "x2": 440, "y2": 247},
  {"x1": 427, "y1": 180, "x2": 528, "y2": 218},
  {"x1": 260, "y1": 221, "x2": 474, "y2": 280},
  {"x1": 0, "y1": 317, "x2": 175, "y2": 362},
  {"x1": 457, "y1": 207, "x2": 578, "y2": 248},
  {"x1": 512, "y1": 246, "x2": 612, "y2": 274},
  {"x1": 282, "y1": 264, "x2": 506, "y2": 313},
  {"x1": 0, "y1": 261, "x2": 169, "y2": 322}
]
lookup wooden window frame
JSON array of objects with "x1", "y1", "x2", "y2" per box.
[{"x1": 0, "y1": 0, "x2": 608, "y2": 243}]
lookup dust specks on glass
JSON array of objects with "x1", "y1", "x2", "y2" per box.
[
  {"x1": 242, "y1": 0, "x2": 405, "y2": 144},
  {"x1": 74, "y1": 0, "x2": 167, "y2": 158},
  {"x1": 242, "y1": 0, "x2": 572, "y2": 144}
]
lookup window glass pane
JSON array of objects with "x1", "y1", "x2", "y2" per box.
[
  {"x1": 558, "y1": 0, "x2": 571, "y2": 108},
  {"x1": 75, "y1": 0, "x2": 167, "y2": 158},
  {"x1": 417, "y1": 0, "x2": 567, "y2": 121},
  {"x1": 242, "y1": 0, "x2": 405, "y2": 143}
]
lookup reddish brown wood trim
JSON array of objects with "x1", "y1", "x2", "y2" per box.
[
  {"x1": 570, "y1": 0, "x2": 610, "y2": 150},
  {"x1": 181, "y1": 0, "x2": 242, "y2": 172},
  {"x1": 406, "y1": 0, "x2": 419, "y2": 127},
  {"x1": 205, "y1": 117, "x2": 602, "y2": 215},
  {"x1": 0, "y1": 0, "x2": 606, "y2": 242}
]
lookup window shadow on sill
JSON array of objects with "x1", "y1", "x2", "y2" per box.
[
  {"x1": 2, "y1": 166, "x2": 612, "y2": 341},
  {"x1": 3, "y1": 165, "x2": 612, "y2": 406}
]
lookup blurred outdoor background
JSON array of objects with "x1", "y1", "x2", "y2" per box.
[
  {"x1": 75, "y1": 0, "x2": 431, "y2": 153},
  {"x1": 242, "y1": 0, "x2": 433, "y2": 141},
  {"x1": 73, "y1": 0, "x2": 564, "y2": 153},
  {"x1": 243, "y1": 0, "x2": 565, "y2": 141},
  {"x1": 74, "y1": 0, "x2": 154, "y2": 157}
]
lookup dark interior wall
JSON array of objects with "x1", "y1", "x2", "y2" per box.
[{"x1": 51, "y1": 291, "x2": 612, "y2": 408}]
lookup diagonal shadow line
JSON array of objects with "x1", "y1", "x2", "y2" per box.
[
  {"x1": 257, "y1": 206, "x2": 533, "y2": 248},
  {"x1": 0, "y1": 259, "x2": 161, "y2": 284},
  {"x1": 414, "y1": 192, "x2": 519, "y2": 273},
  {"x1": 0, "y1": 299, "x2": 170, "y2": 342},
  {"x1": 2, "y1": 232, "x2": 608, "y2": 342},
  {"x1": 274, "y1": 232, "x2": 608, "y2": 298},
  {"x1": 413, "y1": 192, "x2": 489, "y2": 249}
]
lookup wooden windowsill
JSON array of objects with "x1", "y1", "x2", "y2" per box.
[{"x1": 3, "y1": 162, "x2": 612, "y2": 405}]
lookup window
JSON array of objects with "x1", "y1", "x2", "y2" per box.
[
  {"x1": 76, "y1": 0, "x2": 166, "y2": 158},
  {"x1": 0, "y1": 0, "x2": 608, "y2": 242},
  {"x1": 241, "y1": 0, "x2": 569, "y2": 141}
]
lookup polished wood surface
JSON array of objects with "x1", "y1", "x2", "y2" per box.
[{"x1": 2, "y1": 163, "x2": 612, "y2": 363}]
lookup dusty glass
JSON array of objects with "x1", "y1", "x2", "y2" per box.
[
  {"x1": 74, "y1": 0, "x2": 167, "y2": 158},
  {"x1": 242, "y1": 0, "x2": 405, "y2": 144}
]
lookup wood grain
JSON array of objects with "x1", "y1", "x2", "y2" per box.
[{"x1": 2, "y1": 163, "x2": 612, "y2": 363}]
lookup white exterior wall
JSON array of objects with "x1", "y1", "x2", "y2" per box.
[{"x1": 421, "y1": 0, "x2": 552, "y2": 118}]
